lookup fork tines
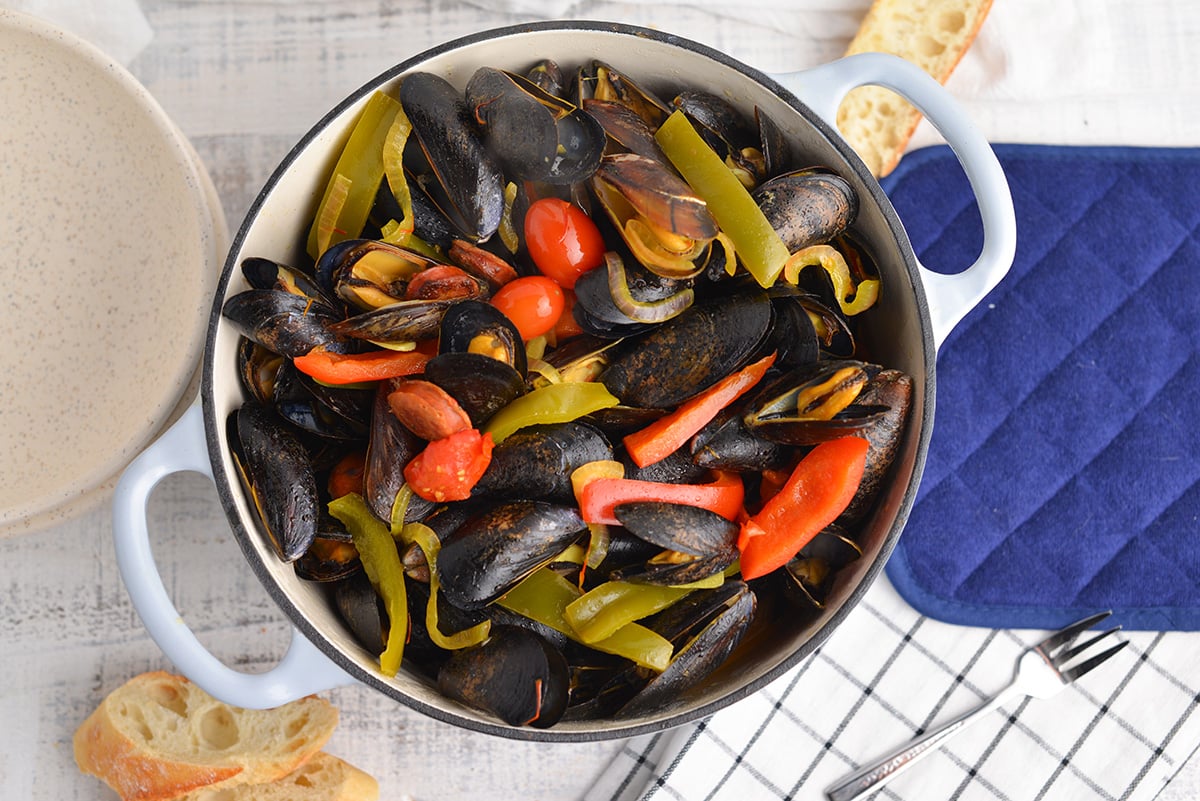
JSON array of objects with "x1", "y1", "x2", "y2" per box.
[{"x1": 1042, "y1": 610, "x2": 1113, "y2": 654}]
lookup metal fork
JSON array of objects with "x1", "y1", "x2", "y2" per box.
[{"x1": 825, "y1": 611, "x2": 1129, "y2": 801}]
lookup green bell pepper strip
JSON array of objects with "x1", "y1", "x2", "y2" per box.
[
  {"x1": 400, "y1": 522, "x2": 491, "y2": 650},
  {"x1": 484, "y1": 381, "x2": 619, "y2": 444},
  {"x1": 655, "y1": 110, "x2": 791, "y2": 289},
  {"x1": 327, "y1": 493, "x2": 407, "y2": 676},
  {"x1": 307, "y1": 91, "x2": 402, "y2": 260},
  {"x1": 497, "y1": 568, "x2": 673, "y2": 672},
  {"x1": 564, "y1": 581, "x2": 693, "y2": 644}
]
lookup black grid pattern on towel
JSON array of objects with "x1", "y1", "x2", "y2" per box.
[{"x1": 589, "y1": 580, "x2": 1200, "y2": 801}]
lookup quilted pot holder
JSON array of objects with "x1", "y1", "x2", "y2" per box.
[{"x1": 882, "y1": 144, "x2": 1200, "y2": 631}]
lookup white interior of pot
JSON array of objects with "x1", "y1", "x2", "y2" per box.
[{"x1": 206, "y1": 24, "x2": 932, "y2": 740}]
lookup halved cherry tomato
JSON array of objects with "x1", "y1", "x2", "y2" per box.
[
  {"x1": 524, "y1": 197, "x2": 606, "y2": 289},
  {"x1": 491, "y1": 275, "x2": 565, "y2": 340},
  {"x1": 403, "y1": 428, "x2": 495, "y2": 503}
]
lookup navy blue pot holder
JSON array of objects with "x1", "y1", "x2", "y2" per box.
[{"x1": 881, "y1": 144, "x2": 1200, "y2": 631}]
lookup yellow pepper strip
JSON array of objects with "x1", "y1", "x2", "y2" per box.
[
  {"x1": 388, "y1": 484, "x2": 413, "y2": 538},
  {"x1": 401, "y1": 522, "x2": 491, "y2": 650},
  {"x1": 381, "y1": 106, "x2": 414, "y2": 235},
  {"x1": 484, "y1": 382, "x2": 619, "y2": 444},
  {"x1": 307, "y1": 91, "x2": 402, "y2": 260},
  {"x1": 327, "y1": 493, "x2": 407, "y2": 676},
  {"x1": 655, "y1": 110, "x2": 791, "y2": 289},
  {"x1": 782, "y1": 244, "x2": 881, "y2": 316},
  {"x1": 497, "y1": 568, "x2": 672, "y2": 671},
  {"x1": 564, "y1": 581, "x2": 692, "y2": 644}
]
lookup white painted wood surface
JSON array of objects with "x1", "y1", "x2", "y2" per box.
[{"x1": 2, "y1": 1, "x2": 1198, "y2": 800}]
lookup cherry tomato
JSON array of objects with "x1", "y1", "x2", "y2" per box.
[
  {"x1": 491, "y1": 275, "x2": 565, "y2": 340},
  {"x1": 524, "y1": 197, "x2": 606, "y2": 289}
]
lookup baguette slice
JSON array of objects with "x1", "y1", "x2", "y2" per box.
[
  {"x1": 175, "y1": 752, "x2": 379, "y2": 801},
  {"x1": 837, "y1": 0, "x2": 993, "y2": 177},
  {"x1": 74, "y1": 672, "x2": 338, "y2": 801}
]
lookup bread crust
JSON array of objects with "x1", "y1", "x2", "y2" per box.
[
  {"x1": 837, "y1": 0, "x2": 994, "y2": 176},
  {"x1": 73, "y1": 672, "x2": 338, "y2": 801}
]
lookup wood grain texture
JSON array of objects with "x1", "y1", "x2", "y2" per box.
[{"x1": 3, "y1": 1, "x2": 1200, "y2": 800}]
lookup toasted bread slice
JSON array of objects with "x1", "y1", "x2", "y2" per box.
[
  {"x1": 175, "y1": 752, "x2": 379, "y2": 801},
  {"x1": 73, "y1": 672, "x2": 338, "y2": 801},
  {"x1": 837, "y1": 0, "x2": 993, "y2": 177}
]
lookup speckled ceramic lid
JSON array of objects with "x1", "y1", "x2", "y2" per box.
[{"x1": 0, "y1": 10, "x2": 224, "y2": 536}]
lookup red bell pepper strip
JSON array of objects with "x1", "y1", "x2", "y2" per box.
[
  {"x1": 623, "y1": 352, "x2": 776, "y2": 468},
  {"x1": 579, "y1": 470, "x2": 745, "y2": 526},
  {"x1": 737, "y1": 436, "x2": 869, "y2": 581},
  {"x1": 292, "y1": 348, "x2": 430, "y2": 385},
  {"x1": 403, "y1": 428, "x2": 495, "y2": 503}
]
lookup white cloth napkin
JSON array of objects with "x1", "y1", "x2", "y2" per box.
[
  {"x1": 586, "y1": 575, "x2": 1200, "y2": 801},
  {"x1": 4, "y1": 0, "x2": 152, "y2": 65}
]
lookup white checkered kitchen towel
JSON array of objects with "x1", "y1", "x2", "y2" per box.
[{"x1": 586, "y1": 575, "x2": 1200, "y2": 801}]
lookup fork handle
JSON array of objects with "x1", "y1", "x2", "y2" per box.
[{"x1": 825, "y1": 684, "x2": 1021, "y2": 801}]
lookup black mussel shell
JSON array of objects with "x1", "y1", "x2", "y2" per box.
[
  {"x1": 272, "y1": 360, "x2": 370, "y2": 442},
  {"x1": 472, "y1": 422, "x2": 612, "y2": 502},
  {"x1": 329, "y1": 298, "x2": 457, "y2": 345},
  {"x1": 601, "y1": 289, "x2": 772, "y2": 408},
  {"x1": 401, "y1": 72, "x2": 504, "y2": 242},
  {"x1": 752, "y1": 169, "x2": 858, "y2": 252},
  {"x1": 613, "y1": 502, "x2": 739, "y2": 558},
  {"x1": 231, "y1": 403, "x2": 319, "y2": 562},
  {"x1": 618, "y1": 582, "x2": 755, "y2": 718},
  {"x1": 223, "y1": 289, "x2": 352, "y2": 359},
  {"x1": 438, "y1": 501, "x2": 587, "y2": 610},
  {"x1": 437, "y1": 625, "x2": 570, "y2": 728},
  {"x1": 438, "y1": 298, "x2": 527, "y2": 376},
  {"x1": 526, "y1": 59, "x2": 566, "y2": 98},
  {"x1": 363, "y1": 381, "x2": 432, "y2": 524},
  {"x1": 467, "y1": 67, "x2": 604, "y2": 185},
  {"x1": 237, "y1": 338, "x2": 284, "y2": 406},
  {"x1": 840, "y1": 369, "x2": 913, "y2": 524},
  {"x1": 423, "y1": 352, "x2": 526, "y2": 428},
  {"x1": 334, "y1": 571, "x2": 387, "y2": 655}
]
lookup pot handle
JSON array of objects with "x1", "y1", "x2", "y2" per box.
[
  {"x1": 112, "y1": 403, "x2": 357, "y2": 708},
  {"x1": 773, "y1": 53, "x2": 1016, "y2": 349}
]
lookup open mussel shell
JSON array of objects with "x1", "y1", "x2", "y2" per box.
[
  {"x1": 579, "y1": 61, "x2": 672, "y2": 130},
  {"x1": 472, "y1": 422, "x2": 612, "y2": 502},
  {"x1": 438, "y1": 299, "x2": 527, "y2": 377},
  {"x1": 840, "y1": 368, "x2": 913, "y2": 524},
  {"x1": 617, "y1": 581, "x2": 756, "y2": 718},
  {"x1": 230, "y1": 403, "x2": 319, "y2": 563},
  {"x1": 582, "y1": 98, "x2": 667, "y2": 162},
  {"x1": 752, "y1": 168, "x2": 859, "y2": 253},
  {"x1": 467, "y1": 67, "x2": 605, "y2": 185},
  {"x1": 437, "y1": 500, "x2": 587, "y2": 610},
  {"x1": 241, "y1": 256, "x2": 335, "y2": 307},
  {"x1": 272, "y1": 360, "x2": 371, "y2": 442},
  {"x1": 328, "y1": 298, "x2": 458, "y2": 345},
  {"x1": 783, "y1": 526, "x2": 863, "y2": 609},
  {"x1": 601, "y1": 288, "x2": 772, "y2": 409},
  {"x1": 437, "y1": 625, "x2": 570, "y2": 728},
  {"x1": 401, "y1": 72, "x2": 504, "y2": 242},
  {"x1": 744, "y1": 360, "x2": 885, "y2": 446},
  {"x1": 237, "y1": 338, "x2": 284, "y2": 406},
  {"x1": 294, "y1": 516, "x2": 362, "y2": 582},
  {"x1": 609, "y1": 501, "x2": 739, "y2": 582}
]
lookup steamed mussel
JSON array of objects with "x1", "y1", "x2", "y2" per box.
[{"x1": 221, "y1": 57, "x2": 910, "y2": 730}]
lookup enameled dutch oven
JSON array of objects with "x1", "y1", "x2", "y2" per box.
[{"x1": 113, "y1": 21, "x2": 1016, "y2": 741}]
